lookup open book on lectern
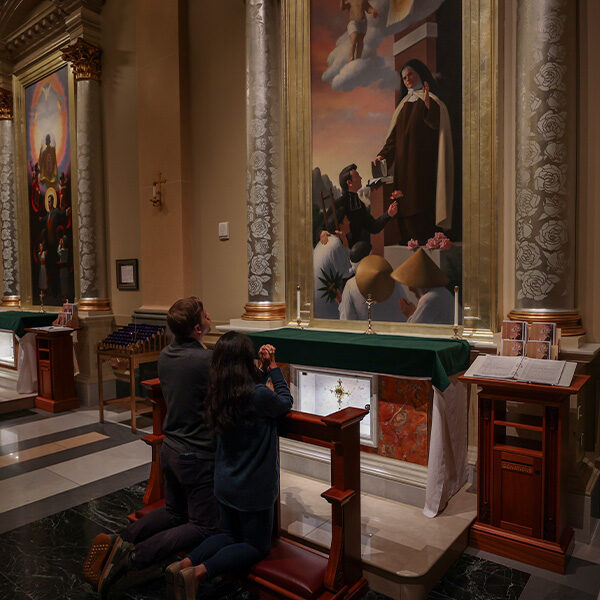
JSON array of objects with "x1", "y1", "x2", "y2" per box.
[{"x1": 465, "y1": 354, "x2": 576, "y2": 387}]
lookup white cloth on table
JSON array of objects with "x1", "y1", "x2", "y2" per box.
[
  {"x1": 16, "y1": 333, "x2": 37, "y2": 394},
  {"x1": 423, "y1": 375, "x2": 469, "y2": 517}
]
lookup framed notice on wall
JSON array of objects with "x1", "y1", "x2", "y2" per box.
[{"x1": 116, "y1": 259, "x2": 138, "y2": 291}]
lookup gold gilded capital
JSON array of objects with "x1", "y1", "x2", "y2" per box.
[
  {"x1": 61, "y1": 38, "x2": 102, "y2": 81},
  {"x1": 0, "y1": 88, "x2": 13, "y2": 120}
]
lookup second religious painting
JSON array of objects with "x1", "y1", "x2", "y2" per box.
[
  {"x1": 311, "y1": 0, "x2": 462, "y2": 325},
  {"x1": 25, "y1": 65, "x2": 75, "y2": 307}
]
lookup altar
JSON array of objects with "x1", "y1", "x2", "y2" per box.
[{"x1": 247, "y1": 328, "x2": 471, "y2": 517}]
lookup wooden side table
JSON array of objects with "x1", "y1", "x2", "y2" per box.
[
  {"x1": 27, "y1": 327, "x2": 78, "y2": 413},
  {"x1": 460, "y1": 373, "x2": 588, "y2": 573}
]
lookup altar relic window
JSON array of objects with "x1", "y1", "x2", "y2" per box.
[{"x1": 290, "y1": 365, "x2": 378, "y2": 447}]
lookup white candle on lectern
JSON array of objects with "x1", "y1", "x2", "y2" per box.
[
  {"x1": 296, "y1": 285, "x2": 301, "y2": 321},
  {"x1": 454, "y1": 286, "x2": 459, "y2": 326}
]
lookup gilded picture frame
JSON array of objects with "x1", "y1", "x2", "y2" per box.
[
  {"x1": 283, "y1": 0, "x2": 499, "y2": 341},
  {"x1": 13, "y1": 51, "x2": 80, "y2": 311}
]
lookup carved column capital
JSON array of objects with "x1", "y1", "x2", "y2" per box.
[
  {"x1": 61, "y1": 38, "x2": 102, "y2": 81},
  {"x1": 0, "y1": 88, "x2": 13, "y2": 120}
]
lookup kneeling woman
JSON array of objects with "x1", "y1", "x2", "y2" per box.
[{"x1": 166, "y1": 331, "x2": 293, "y2": 599}]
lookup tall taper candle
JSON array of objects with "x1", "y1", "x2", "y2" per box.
[
  {"x1": 454, "y1": 286, "x2": 459, "y2": 326},
  {"x1": 296, "y1": 285, "x2": 301, "y2": 322}
]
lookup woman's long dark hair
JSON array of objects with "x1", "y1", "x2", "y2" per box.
[
  {"x1": 398, "y1": 59, "x2": 439, "y2": 102},
  {"x1": 206, "y1": 331, "x2": 262, "y2": 434}
]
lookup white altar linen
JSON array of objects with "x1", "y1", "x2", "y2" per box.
[
  {"x1": 423, "y1": 374, "x2": 469, "y2": 517},
  {"x1": 16, "y1": 333, "x2": 37, "y2": 394}
]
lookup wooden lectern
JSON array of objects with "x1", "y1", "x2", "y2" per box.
[
  {"x1": 460, "y1": 373, "x2": 588, "y2": 573},
  {"x1": 27, "y1": 327, "x2": 79, "y2": 413}
]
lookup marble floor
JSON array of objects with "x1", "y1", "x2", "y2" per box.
[{"x1": 0, "y1": 406, "x2": 598, "y2": 599}]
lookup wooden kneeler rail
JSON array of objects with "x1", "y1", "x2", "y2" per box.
[{"x1": 131, "y1": 378, "x2": 369, "y2": 600}]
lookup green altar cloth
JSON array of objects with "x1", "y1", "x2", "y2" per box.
[
  {"x1": 0, "y1": 311, "x2": 58, "y2": 338},
  {"x1": 247, "y1": 328, "x2": 470, "y2": 392}
]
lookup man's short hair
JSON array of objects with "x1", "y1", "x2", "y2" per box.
[
  {"x1": 326, "y1": 204, "x2": 349, "y2": 233},
  {"x1": 339, "y1": 163, "x2": 357, "y2": 193},
  {"x1": 167, "y1": 297, "x2": 204, "y2": 338},
  {"x1": 350, "y1": 241, "x2": 372, "y2": 263}
]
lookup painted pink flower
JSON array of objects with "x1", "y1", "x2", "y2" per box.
[
  {"x1": 440, "y1": 238, "x2": 453, "y2": 250},
  {"x1": 407, "y1": 239, "x2": 419, "y2": 250},
  {"x1": 426, "y1": 237, "x2": 440, "y2": 250},
  {"x1": 434, "y1": 231, "x2": 447, "y2": 241}
]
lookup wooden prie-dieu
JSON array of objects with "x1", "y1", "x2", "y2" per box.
[
  {"x1": 460, "y1": 373, "x2": 588, "y2": 573},
  {"x1": 132, "y1": 378, "x2": 369, "y2": 600}
]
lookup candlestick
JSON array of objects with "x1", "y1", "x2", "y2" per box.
[
  {"x1": 295, "y1": 285, "x2": 303, "y2": 328},
  {"x1": 454, "y1": 285, "x2": 459, "y2": 327}
]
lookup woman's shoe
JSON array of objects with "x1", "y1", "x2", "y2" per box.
[
  {"x1": 165, "y1": 561, "x2": 186, "y2": 600},
  {"x1": 82, "y1": 533, "x2": 116, "y2": 589},
  {"x1": 175, "y1": 567, "x2": 199, "y2": 600}
]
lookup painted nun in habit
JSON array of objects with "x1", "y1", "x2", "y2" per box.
[{"x1": 376, "y1": 59, "x2": 454, "y2": 245}]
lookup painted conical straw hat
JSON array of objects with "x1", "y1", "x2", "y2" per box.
[
  {"x1": 355, "y1": 255, "x2": 394, "y2": 303},
  {"x1": 391, "y1": 248, "x2": 449, "y2": 288}
]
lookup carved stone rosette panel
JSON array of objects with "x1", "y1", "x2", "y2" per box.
[
  {"x1": 74, "y1": 79, "x2": 108, "y2": 308},
  {"x1": 0, "y1": 118, "x2": 20, "y2": 301},
  {"x1": 61, "y1": 38, "x2": 102, "y2": 81},
  {"x1": 514, "y1": 0, "x2": 576, "y2": 312},
  {"x1": 244, "y1": 0, "x2": 285, "y2": 318}
]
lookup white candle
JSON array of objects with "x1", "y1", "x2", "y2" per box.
[
  {"x1": 296, "y1": 285, "x2": 301, "y2": 321},
  {"x1": 152, "y1": 183, "x2": 157, "y2": 198},
  {"x1": 454, "y1": 286, "x2": 459, "y2": 326}
]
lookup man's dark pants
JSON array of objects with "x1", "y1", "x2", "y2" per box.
[{"x1": 120, "y1": 443, "x2": 219, "y2": 568}]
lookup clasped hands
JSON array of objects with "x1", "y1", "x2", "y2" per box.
[{"x1": 258, "y1": 344, "x2": 277, "y2": 370}]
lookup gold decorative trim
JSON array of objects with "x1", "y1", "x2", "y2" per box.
[
  {"x1": 282, "y1": 0, "x2": 498, "y2": 340},
  {"x1": 61, "y1": 39, "x2": 101, "y2": 81},
  {"x1": 0, "y1": 88, "x2": 13, "y2": 120},
  {"x1": 1, "y1": 296, "x2": 20, "y2": 307},
  {"x1": 78, "y1": 298, "x2": 111, "y2": 312},
  {"x1": 242, "y1": 303, "x2": 287, "y2": 321},
  {"x1": 508, "y1": 310, "x2": 585, "y2": 337}
]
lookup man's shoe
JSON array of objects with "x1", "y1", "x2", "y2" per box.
[
  {"x1": 83, "y1": 533, "x2": 116, "y2": 589},
  {"x1": 97, "y1": 536, "x2": 134, "y2": 599},
  {"x1": 175, "y1": 567, "x2": 199, "y2": 600},
  {"x1": 165, "y1": 561, "x2": 186, "y2": 600}
]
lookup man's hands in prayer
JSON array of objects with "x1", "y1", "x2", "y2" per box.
[{"x1": 398, "y1": 298, "x2": 416, "y2": 319}]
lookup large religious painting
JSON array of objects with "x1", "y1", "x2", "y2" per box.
[
  {"x1": 310, "y1": 0, "x2": 462, "y2": 325},
  {"x1": 25, "y1": 66, "x2": 75, "y2": 306}
]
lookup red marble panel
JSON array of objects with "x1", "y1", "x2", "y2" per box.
[{"x1": 371, "y1": 375, "x2": 433, "y2": 466}]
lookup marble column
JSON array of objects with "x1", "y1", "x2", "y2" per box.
[
  {"x1": 243, "y1": 0, "x2": 286, "y2": 321},
  {"x1": 61, "y1": 39, "x2": 110, "y2": 312},
  {"x1": 0, "y1": 89, "x2": 19, "y2": 306},
  {"x1": 509, "y1": 0, "x2": 583, "y2": 335}
]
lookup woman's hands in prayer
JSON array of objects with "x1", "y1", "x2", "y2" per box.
[{"x1": 258, "y1": 344, "x2": 277, "y2": 370}]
